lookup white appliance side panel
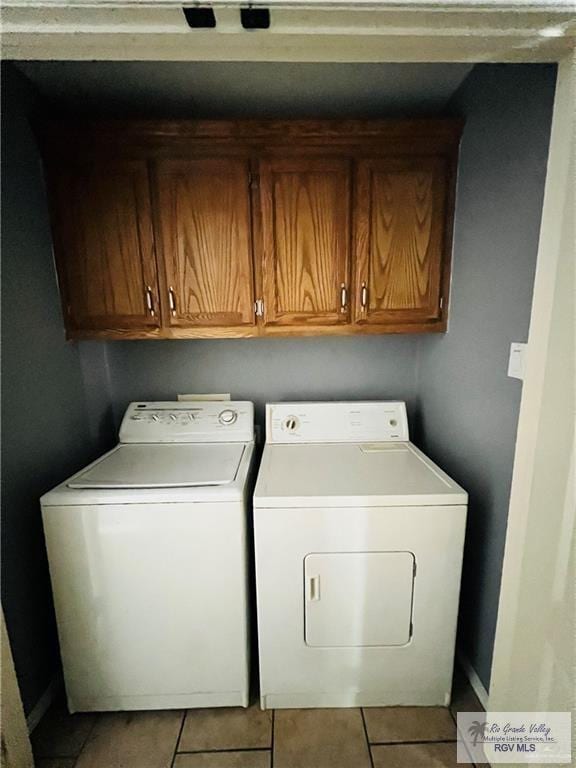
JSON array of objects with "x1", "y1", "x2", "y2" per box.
[
  {"x1": 42, "y1": 502, "x2": 250, "y2": 711},
  {"x1": 304, "y1": 552, "x2": 415, "y2": 647},
  {"x1": 254, "y1": 505, "x2": 466, "y2": 708}
]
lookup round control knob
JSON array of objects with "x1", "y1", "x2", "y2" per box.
[
  {"x1": 283, "y1": 416, "x2": 300, "y2": 433},
  {"x1": 218, "y1": 409, "x2": 238, "y2": 425}
]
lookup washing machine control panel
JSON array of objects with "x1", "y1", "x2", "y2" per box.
[
  {"x1": 119, "y1": 401, "x2": 254, "y2": 443},
  {"x1": 267, "y1": 402, "x2": 409, "y2": 443}
]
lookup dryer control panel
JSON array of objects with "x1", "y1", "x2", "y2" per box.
[
  {"x1": 119, "y1": 401, "x2": 254, "y2": 443},
  {"x1": 266, "y1": 402, "x2": 409, "y2": 444}
]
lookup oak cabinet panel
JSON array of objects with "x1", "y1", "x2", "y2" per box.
[
  {"x1": 39, "y1": 119, "x2": 460, "y2": 339},
  {"x1": 353, "y1": 156, "x2": 449, "y2": 326},
  {"x1": 154, "y1": 158, "x2": 256, "y2": 328},
  {"x1": 260, "y1": 157, "x2": 351, "y2": 326},
  {"x1": 47, "y1": 160, "x2": 159, "y2": 332}
]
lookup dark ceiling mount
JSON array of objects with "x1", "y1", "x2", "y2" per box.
[
  {"x1": 182, "y1": 7, "x2": 216, "y2": 28},
  {"x1": 240, "y1": 8, "x2": 271, "y2": 29},
  {"x1": 183, "y1": 5, "x2": 271, "y2": 31}
]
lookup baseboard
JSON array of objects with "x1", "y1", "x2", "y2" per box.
[
  {"x1": 457, "y1": 648, "x2": 489, "y2": 710},
  {"x1": 26, "y1": 675, "x2": 62, "y2": 734}
]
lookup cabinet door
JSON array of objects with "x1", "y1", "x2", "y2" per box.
[
  {"x1": 354, "y1": 156, "x2": 449, "y2": 326},
  {"x1": 259, "y1": 157, "x2": 351, "y2": 327},
  {"x1": 155, "y1": 158, "x2": 255, "y2": 328},
  {"x1": 48, "y1": 161, "x2": 159, "y2": 334}
]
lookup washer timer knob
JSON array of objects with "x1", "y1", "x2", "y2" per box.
[{"x1": 218, "y1": 409, "x2": 238, "y2": 425}]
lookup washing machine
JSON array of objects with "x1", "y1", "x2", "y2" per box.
[
  {"x1": 41, "y1": 400, "x2": 255, "y2": 713},
  {"x1": 253, "y1": 401, "x2": 467, "y2": 709}
]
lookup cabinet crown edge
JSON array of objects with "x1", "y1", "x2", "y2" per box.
[{"x1": 34, "y1": 117, "x2": 464, "y2": 154}]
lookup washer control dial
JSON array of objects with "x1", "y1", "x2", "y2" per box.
[{"x1": 218, "y1": 408, "x2": 238, "y2": 425}]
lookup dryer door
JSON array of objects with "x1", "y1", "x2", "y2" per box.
[{"x1": 304, "y1": 551, "x2": 415, "y2": 647}]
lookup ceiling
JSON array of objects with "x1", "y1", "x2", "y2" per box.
[
  {"x1": 15, "y1": 61, "x2": 474, "y2": 118},
  {"x1": 4, "y1": 4, "x2": 574, "y2": 64}
]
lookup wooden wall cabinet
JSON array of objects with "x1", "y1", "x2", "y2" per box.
[
  {"x1": 38, "y1": 119, "x2": 461, "y2": 339},
  {"x1": 46, "y1": 160, "x2": 160, "y2": 334},
  {"x1": 353, "y1": 156, "x2": 449, "y2": 329},
  {"x1": 154, "y1": 158, "x2": 256, "y2": 330},
  {"x1": 260, "y1": 156, "x2": 352, "y2": 328}
]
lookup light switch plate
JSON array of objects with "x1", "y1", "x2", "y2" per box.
[{"x1": 508, "y1": 342, "x2": 527, "y2": 380}]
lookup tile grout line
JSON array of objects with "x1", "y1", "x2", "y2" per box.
[
  {"x1": 449, "y1": 704, "x2": 478, "y2": 768},
  {"x1": 270, "y1": 709, "x2": 275, "y2": 768},
  {"x1": 170, "y1": 710, "x2": 187, "y2": 768},
  {"x1": 67, "y1": 711, "x2": 100, "y2": 767},
  {"x1": 370, "y1": 738, "x2": 458, "y2": 746},
  {"x1": 177, "y1": 747, "x2": 272, "y2": 755},
  {"x1": 360, "y1": 708, "x2": 375, "y2": 768},
  {"x1": 32, "y1": 714, "x2": 99, "y2": 767}
]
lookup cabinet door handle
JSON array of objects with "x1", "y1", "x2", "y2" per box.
[
  {"x1": 168, "y1": 287, "x2": 177, "y2": 317},
  {"x1": 340, "y1": 283, "x2": 347, "y2": 313},
  {"x1": 361, "y1": 282, "x2": 368, "y2": 311},
  {"x1": 145, "y1": 286, "x2": 155, "y2": 317}
]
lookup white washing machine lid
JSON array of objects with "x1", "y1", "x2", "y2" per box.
[
  {"x1": 68, "y1": 443, "x2": 246, "y2": 489},
  {"x1": 41, "y1": 442, "x2": 254, "y2": 506},
  {"x1": 254, "y1": 441, "x2": 467, "y2": 508}
]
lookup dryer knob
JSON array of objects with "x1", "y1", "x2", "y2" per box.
[{"x1": 283, "y1": 416, "x2": 300, "y2": 432}]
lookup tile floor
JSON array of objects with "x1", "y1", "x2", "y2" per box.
[{"x1": 32, "y1": 671, "x2": 483, "y2": 768}]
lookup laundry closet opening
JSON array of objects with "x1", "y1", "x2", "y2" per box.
[{"x1": 1, "y1": 60, "x2": 556, "y2": 723}]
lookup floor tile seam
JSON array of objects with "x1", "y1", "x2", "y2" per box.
[
  {"x1": 370, "y1": 738, "x2": 458, "y2": 746},
  {"x1": 35, "y1": 712, "x2": 100, "y2": 763},
  {"x1": 360, "y1": 707, "x2": 375, "y2": 768},
  {"x1": 170, "y1": 711, "x2": 188, "y2": 768},
  {"x1": 176, "y1": 748, "x2": 271, "y2": 755},
  {"x1": 270, "y1": 709, "x2": 275, "y2": 768}
]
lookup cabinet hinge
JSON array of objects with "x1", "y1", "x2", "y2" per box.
[
  {"x1": 248, "y1": 172, "x2": 259, "y2": 190},
  {"x1": 439, "y1": 297, "x2": 444, "y2": 310},
  {"x1": 254, "y1": 298, "x2": 264, "y2": 317},
  {"x1": 409, "y1": 621, "x2": 414, "y2": 639},
  {"x1": 413, "y1": 561, "x2": 417, "y2": 577}
]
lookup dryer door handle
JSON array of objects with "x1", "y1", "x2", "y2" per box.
[{"x1": 309, "y1": 575, "x2": 321, "y2": 601}]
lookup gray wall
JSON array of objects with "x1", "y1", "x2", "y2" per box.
[
  {"x1": 105, "y1": 337, "x2": 419, "y2": 428},
  {"x1": 0, "y1": 64, "x2": 115, "y2": 715},
  {"x1": 417, "y1": 64, "x2": 556, "y2": 690}
]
